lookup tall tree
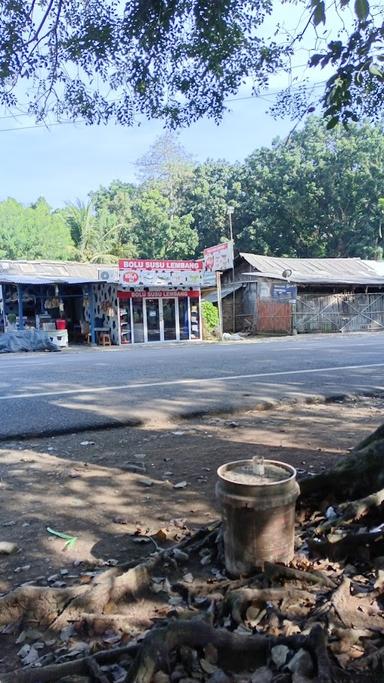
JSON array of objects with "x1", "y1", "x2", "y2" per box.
[
  {"x1": 90, "y1": 180, "x2": 137, "y2": 258},
  {"x1": 64, "y1": 195, "x2": 137, "y2": 263},
  {"x1": 136, "y1": 133, "x2": 194, "y2": 185},
  {"x1": 0, "y1": 197, "x2": 74, "y2": 260},
  {"x1": 132, "y1": 185, "x2": 198, "y2": 259},
  {"x1": 237, "y1": 118, "x2": 384, "y2": 258},
  {"x1": 183, "y1": 161, "x2": 243, "y2": 253}
]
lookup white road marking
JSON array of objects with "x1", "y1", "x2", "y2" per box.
[{"x1": 0, "y1": 361, "x2": 383, "y2": 401}]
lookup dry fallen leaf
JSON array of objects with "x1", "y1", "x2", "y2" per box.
[{"x1": 200, "y1": 658, "x2": 219, "y2": 674}]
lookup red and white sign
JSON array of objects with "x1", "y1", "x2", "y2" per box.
[
  {"x1": 118, "y1": 290, "x2": 200, "y2": 300},
  {"x1": 121, "y1": 270, "x2": 139, "y2": 284},
  {"x1": 119, "y1": 258, "x2": 203, "y2": 287},
  {"x1": 203, "y1": 242, "x2": 234, "y2": 273}
]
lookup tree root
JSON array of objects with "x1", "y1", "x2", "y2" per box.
[
  {"x1": 225, "y1": 586, "x2": 314, "y2": 624},
  {"x1": 126, "y1": 619, "x2": 296, "y2": 683},
  {"x1": 318, "y1": 487, "x2": 384, "y2": 533},
  {"x1": 0, "y1": 642, "x2": 139, "y2": 683},
  {"x1": 86, "y1": 656, "x2": 110, "y2": 683},
  {"x1": 0, "y1": 524, "x2": 219, "y2": 630},
  {"x1": 125, "y1": 619, "x2": 335, "y2": 683},
  {"x1": 308, "y1": 530, "x2": 384, "y2": 561},
  {"x1": 0, "y1": 554, "x2": 161, "y2": 630},
  {"x1": 263, "y1": 561, "x2": 337, "y2": 590},
  {"x1": 308, "y1": 624, "x2": 333, "y2": 683}
]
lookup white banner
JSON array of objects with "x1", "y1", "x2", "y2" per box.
[
  {"x1": 203, "y1": 241, "x2": 234, "y2": 273},
  {"x1": 119, "y1": 258, "x2": 203, "y2": 288}
]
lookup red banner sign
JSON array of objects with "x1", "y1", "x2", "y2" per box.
[{"x1": 118, "y1": 290, "x2": 200, "y2": 300}]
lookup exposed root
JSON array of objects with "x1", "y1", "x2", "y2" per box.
[
  {"x1": 0, "y1": 642, "x2": 139, "y2": 683},
  {"x1": 308, "y1": 530, "x2": 384, "y2": 561},
  {"x1": 0, "y1": 554, "x2": 161, "y2": 630},
  {"x1": 126, "y1": 619, "x2": 278, "y2": 683},
  {"x1": 225, "y1": 586, "x2": 314, "y2": 625},
  {"x1": 0, "y1": 525, "x2": 219, "y2": 630},
  {"x1": 319, "y1": 487, "x2": 384, "y2": 533},
  {"x1": 264, "y1": 561, "x2": 337, "y2": 589},
  {"x1": 308, "y1": 624, "x2": 333, "y2": 683}
]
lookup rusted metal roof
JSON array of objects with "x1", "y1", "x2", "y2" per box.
[
  {"x1": 240, "y1": 254, "x2": 384, "y2": 286},
  {"x1": 0, "y1": 260, "x2": 118, "y2": 285}
]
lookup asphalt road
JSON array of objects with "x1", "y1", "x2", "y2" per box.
[{"x1": 1, "y1": 332, "x2": 384, "y2": 439}]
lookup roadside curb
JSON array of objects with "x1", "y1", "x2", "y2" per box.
[{"x1": 1, "y1": 389, "x2": 383, "y2": 444}]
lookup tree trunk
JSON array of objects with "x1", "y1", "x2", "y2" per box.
[{"x1": 300, "y1": 422, "x2": 384, "y2": 503}]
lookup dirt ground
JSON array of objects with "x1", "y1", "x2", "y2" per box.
[{"x1": 0, "y1": 394, "x2": 383, "y2": 598}]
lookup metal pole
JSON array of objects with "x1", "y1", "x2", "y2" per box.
[
  {"x1": 17, "y1": 285, "x2": 24, "y2": 330},
  {"x1": 216, "y1": 271, "x2": 223, "y2": 340},
  {"x1": 88, "y1": 284, "x2": 96, "y2": 345}
]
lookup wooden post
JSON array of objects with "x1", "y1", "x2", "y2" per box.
[{"x1": 216, "y1": 271, "x2": 223, "y2": 340}]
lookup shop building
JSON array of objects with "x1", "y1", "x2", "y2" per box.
[
  {"x1": 117, "y1": 259, "x2": 202, "y2": 343},
  {"x1": 216, "y1": 253, "x2": 384, "y2": 335},
  {"x1": 0, "y1": 258, "x2": 202, "y2": 347}
]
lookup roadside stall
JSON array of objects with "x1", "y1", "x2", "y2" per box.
[{"x1": 0, "y1": 260, "x2": 119, "y2": 348}]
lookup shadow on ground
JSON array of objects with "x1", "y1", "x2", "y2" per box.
[{"x1": 0, "y1": 396, "x2": 382, "y2": 597}]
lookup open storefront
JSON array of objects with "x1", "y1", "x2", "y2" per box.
[
  {"x1": 117, "y1": 290, "x2": 201, "y2": 343},
  {"x1": 0, "y1": 261, "x2": 120, "y2": 348},
  {"x1": 117, "y1": 258, "x2": 203, "y2": 344},
  {"x1": 0, "y1": 259, "x2": 203, "y2": 348}
]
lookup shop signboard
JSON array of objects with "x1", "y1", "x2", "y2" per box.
[
  {"x1": 202, "y1": 241, "x2": 234, "y2": 285},
  {"x1": 118, "y1": 290, "x2": 200, "y2": 300},
  {"x1": 272, "y1": 283, "x2": 297, "y2": 303},
  {"x1": 203, "y1": 241, "x2": 233, "y2": 272},
  {"x1": 119, "y1": 259, "x2": 203, "y2": 287}
]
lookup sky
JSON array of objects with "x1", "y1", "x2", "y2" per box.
[
  {"x1": 0, "y1": 2, "x2": 341, "y2": 208},
  {"x1": 0, "y1": 98, "x2": 297, "y2": 207}
]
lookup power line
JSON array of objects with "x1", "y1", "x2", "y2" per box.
[
  {"x1": 0, "y1": 80, "x2": 328, "y2": 133},
  {"x1": 0, "y1": 119, "x2": 83, "y2": 132}
]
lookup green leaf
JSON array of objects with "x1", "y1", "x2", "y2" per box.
[
  {"x1": 326, "y1": 116, "x2": 339, "y2": 129},
  {"x1": 354, "y1": 0, "x2": 369, "y2": 20},
  {"x1": 47, "y1": 527, "x2": 78, "y2": 550},
  {"x1": 313, "y1": 1, "x2": 326, "y2": 26}
]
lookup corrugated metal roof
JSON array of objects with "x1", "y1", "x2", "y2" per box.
[
  {"x1": 240, "y1": 253, "x2": 384, "y2": 285},
  {"x1": 0, "y1": 260, "x2": 118, "y2": 285},
  {"x1": 364, "y1": 260, "x2": 384, "y2": 276},
  {"x1": 203, "y1": 283, "x2": 243, "y2": 303}
]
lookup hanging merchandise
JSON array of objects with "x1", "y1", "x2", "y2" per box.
[
  {"x1": 101, "y1": 301, "x2": 115, "y2": 316},
  {"x1": 44, "y1": 297, "x2": 60, "y2": 309}
]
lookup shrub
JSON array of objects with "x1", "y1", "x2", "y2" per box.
[{"x1": 201, "y1": 300, "x2": 219, "y2": 331}]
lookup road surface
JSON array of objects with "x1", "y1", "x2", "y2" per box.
[{"x1": 1, "y1": 332, "x2": 384, "y2": 439}]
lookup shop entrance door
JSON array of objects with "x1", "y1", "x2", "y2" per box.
[
  {"x1": 132, "y1": 298, "x2": 145, "y2": 343},
  {"x1": 162, "y1": 298, "x2": 177, "y2": 341},
  {"x1": 145, "y1": 298, "x2": 161, "y2": 342}
]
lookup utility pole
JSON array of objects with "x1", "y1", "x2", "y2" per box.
[
  {"x1": 216, "y1": 271, "x2": 223, "y2": 340},
  {"x1": 227, "y1": 206, "x2": 235, "y2": 332}
]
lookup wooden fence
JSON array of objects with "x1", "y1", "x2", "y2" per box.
[{"x1": 295, "y1": 293, "x2": 384, "y2": 333}]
